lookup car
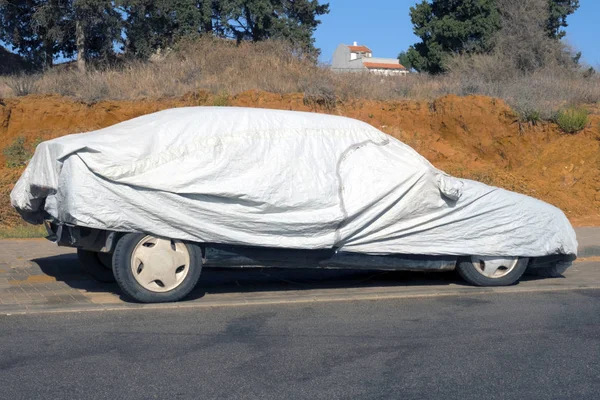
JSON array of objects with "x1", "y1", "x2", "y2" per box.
[{"x1": 11, "y1": 107, "x2": 578, "y2": 303}]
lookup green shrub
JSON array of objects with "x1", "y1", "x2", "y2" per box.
[
  {"x1": 212, "y1": 91, "x2": 230, "y2": 106},
  {"x1": 520, "y1": 109, "x2": 541, "y2": 125},
  {"x1": 555, "y1": 107, "x2": 589, "y2": 133},
  {"x1": 3, "y1": 137, "x2": 32, "y2": 167}
]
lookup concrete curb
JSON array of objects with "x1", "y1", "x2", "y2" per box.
[
  {"x1": 3, "y1": 284, "x2": 600, "y2": 316},
  {"x1": 575, "y1": 228, "x2": 600, "y2": 257},
  {"x1": 2, "y1": 259, "x2": 599, "y2": 316}
]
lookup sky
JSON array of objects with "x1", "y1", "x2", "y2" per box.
[{"x1": 313, "y1": 0, "x2": 600, "y2": 68}]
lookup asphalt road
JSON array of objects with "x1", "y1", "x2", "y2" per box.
[{"x1": 0, "y1": 290, "x2": 598, "y2": 400}]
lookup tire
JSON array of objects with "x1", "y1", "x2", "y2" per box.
[
  {"x1": 77, "y1": 249, "x2": 116, "y2": 283},
  {"x1": 112, "y1": 233, "x2": 203, "y2": 303},
  {"x1": 528, "y1": 261, "x2": 571, "y2": 278},
  {"x1": 457, "y1": 256, "x2": 529, "y2": 287}
]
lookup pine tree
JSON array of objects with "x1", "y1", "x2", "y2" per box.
[
  {"x1": 397, "y1": 51, "x2": 412, "y2": 70},
  {"x1": 0, "y1": 0, "x2": 69, "y2": 68},
  {"x1": 72, "y1": 0, "x2": 122, "y2": 71},
  {"x1": 221, "y1": 0, "x2": 329, "y2": 55},
  {"x1": 2, "y1": 0, "x2": 329, "y2": 66},
  {"x1": 405, "y1": 0, "x2": 581, "y2": 74},
  {"x1": 406, "y1": 0, "x2": 501, "y2": 74},
  {"x1": 546, "y1": 0, "x2": 579, "y2": 39},
  {"x1": 0, "y1": 0, "x2": 121, "y2": 71}
]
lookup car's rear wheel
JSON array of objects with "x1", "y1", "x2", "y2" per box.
[
  {"x1": 112, "y1": 233, "x2": 203, "y2": 303},
  {"x1": 77, "y1": 249, "x2": 115, "y2": 283},
  {"x1": 457, "y1": 256, "x2": 529, "y2": 286}
]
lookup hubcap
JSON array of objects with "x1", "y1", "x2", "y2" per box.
[
  {"x1": 130, "y1": 236, "x2": 190, "y2": 292},
  {"x1": 470, "y1": 256, "x2": 519, "y2": 279}
]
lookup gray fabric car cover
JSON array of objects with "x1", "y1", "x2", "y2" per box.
[{"x1": 11, "y1": 107, "x2": 577, "y2": 257}]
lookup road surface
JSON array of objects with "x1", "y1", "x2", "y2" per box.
[{"x1": 0, "y1": 290, "x2": 598, "y2": 399}]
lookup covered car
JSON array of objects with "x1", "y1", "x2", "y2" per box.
[{"x1": 11, "y1": 107, "x2": 577, "y2": 302}]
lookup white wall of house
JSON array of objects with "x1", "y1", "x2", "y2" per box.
[
  {"x1": 332, "y1": 43, "x2": 408, "y2": 75},
  {"x1": 332, "y1": 44, "x2": 368, "y2": 71}
]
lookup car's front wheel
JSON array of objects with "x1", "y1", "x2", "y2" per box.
[
  {"x1": 457, "y1": 256, "x2": 529, "y2": 286},
  {"x1": 112, "y1": 233, "x2": 203, "y2": 303}
]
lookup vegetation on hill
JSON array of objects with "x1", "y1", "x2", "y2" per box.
[
  {"x1": 0, "y1": 0, "x2": 330, "y2": 71},
  {"x1": 1, "y1": 1, "x2": 596, "y2": 125},
  {"x1": 406, "y1": 0, "x2": 501, "y2": 74},
  {"x1": 404, "y1": 0, "x2": 580, "y2": 74},
  {"x1": 0, "y1": 1, "x2": 597, "y2": 126},
  {"x1": 0, "y1": 0, "x2": 600, "y2": 123},
  {"x1": 1, "y1": 36, "x2": 597, "y2": 125}
]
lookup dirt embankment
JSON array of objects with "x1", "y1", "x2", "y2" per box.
[{"x1": 1, "y1": 92, "x2": 599, "y2": 227}]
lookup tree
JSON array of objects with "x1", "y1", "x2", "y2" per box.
[
  {"x1": 405, "y1": 0, "x2": 581, "y2": 74},
  {"x1": 120, "y1": 0, "x2": 204, "y2": 60},
  {"x1": 546, "y1": 0, "x2": 579, "y2": 39},
  {"x1": 0, "y1": 0, "x2": 69, "y2": 68},
  {"x1": 406, "y1": 0, "x2": 501, "y2": 74},
  {"x1": 397, "y1": 51, "x2": 412, "y2": 70},
  {"x1": 121, "y1": 0, "x2": 329, "y2": 60},
  {"x1": 494, "y1": 0, "x2": 576, "y2": 73},
  {"x1": 1, "y1": 0, "x2": 329, "y2": 67},
  {"x1": 0, "y1": 0, "x2": 121, "y2": 71},
  {"x1": 220, "y1": 0, "x2": 329, "y2": 56},
  {"x1": 71, "y1": 0, "x2": 123, "y2": 71}
]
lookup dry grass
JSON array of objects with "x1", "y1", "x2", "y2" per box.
[
  {"x1": 0, "y1": 39, "x2": 320, "y2": 101},
  {"x1": 0, "y1": 224, "x2": 46, "y2": 239},
  {"x1": 446, "y1": 64, "x2": 600, "y2": 120},
  {"x1": 1, "y1": 36, "x2": 599, "y2": 120},
  {"x1": 4, "y1": 73, "x2": 39, "y2": 96}
]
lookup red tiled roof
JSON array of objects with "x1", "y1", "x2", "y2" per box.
[
  {"x1": 348, "y1": 45, "x2": 372, "y2": 53},
  {"x1": 363, "y1": 62, "x2": 406, "y2": 70}
]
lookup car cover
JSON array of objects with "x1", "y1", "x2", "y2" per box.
[{"x1": 10, "y1": 107, "x2": 578, "y2": 257}]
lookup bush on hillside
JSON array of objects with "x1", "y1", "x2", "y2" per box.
[
  {"x1": 3, "y1": 137, "x2": 32, "y2": 168},
  {"x1": 5, "y1": 74, "x2": 39, "y2": 96},
  {"x1": 555, "y1": 107, "x2": 589, "y2": 133},
  {"x1": 303, "y1": 77, "x2": 337, "y2": 110}
]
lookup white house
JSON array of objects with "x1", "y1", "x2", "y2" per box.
[{"x1": 331, "y1": 42, "x2": 408, "y2": 76}]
